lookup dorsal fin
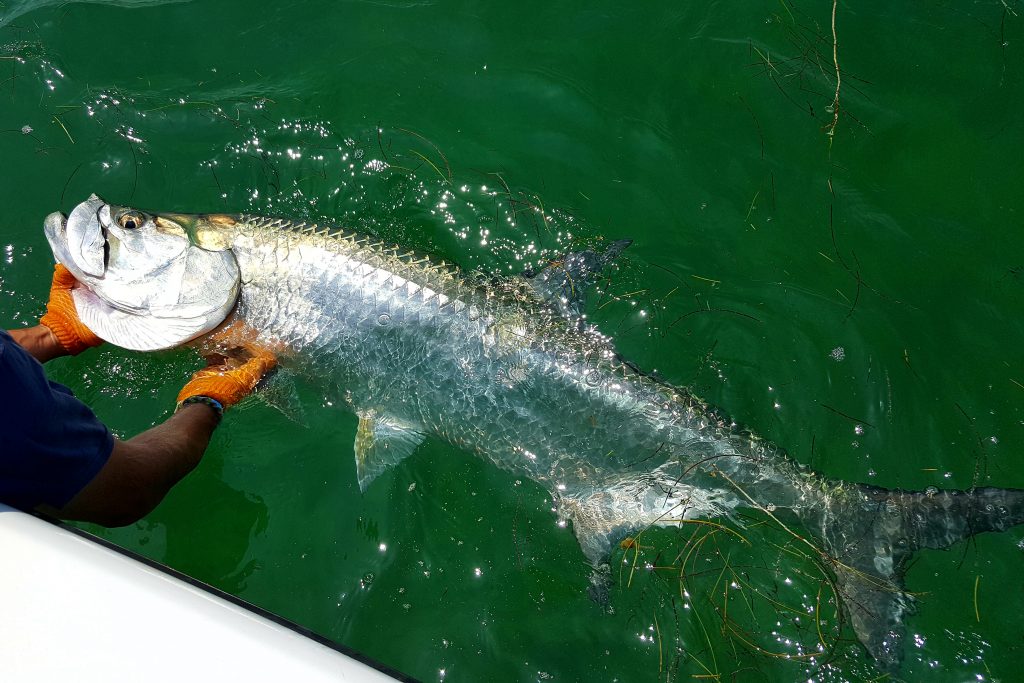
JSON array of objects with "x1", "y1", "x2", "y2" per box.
[{"x1": 523, "y1": 239, "x2": 631, "y2": 317}]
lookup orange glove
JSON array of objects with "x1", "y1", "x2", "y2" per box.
[
  {"x1": 39, "y1": 264, "x2": 103, "y2": 355},
  {"x1": 176, "y1": 347, "x2": 277, "y2": 409}
]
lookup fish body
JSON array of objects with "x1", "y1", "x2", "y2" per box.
[
  {"x1": 44, "y1": 197, "x2": 1024, "y2": 671},
  {"x1": 230, "y1": 216, "x2": 802, "y2": 509}
]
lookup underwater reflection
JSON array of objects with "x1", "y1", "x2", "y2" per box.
[
  {"x1": 140, "y1": 464, "x2": 268, "y2": 595},
  {"x1": 0, "y1": 0, "x2": 192, "y2": 28}
]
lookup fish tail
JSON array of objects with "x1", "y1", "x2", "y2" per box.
[{"x1": 810, "y1": 483, "x2": 1024, "y2": 671}]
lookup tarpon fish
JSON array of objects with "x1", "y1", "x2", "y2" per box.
[{"x1": 44, "y1": 195, "x2": 1024, "y2": 671}]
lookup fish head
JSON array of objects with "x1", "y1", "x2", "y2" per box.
[{"x1": 43, "y1": 194, "x2": 241, "y2": 351}]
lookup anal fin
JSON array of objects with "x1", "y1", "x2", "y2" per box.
[
  {"x1": 354, "y1": 412, "x2": 425, "y2": 491},
  {"x1": 828, "y1": 545, "x2": 914, "y2": 671}
]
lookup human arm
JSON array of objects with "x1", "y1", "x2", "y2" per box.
[
  {"x1": 4, "y1": 264, "x2": 274, "y2": 525},
  {"x1": 39, "y1": 350, "x2": 276, "y2": 527},
  {"x1": 42, "y1": 402, "x2": 220, "y2": 526},
  {"x1": 7, "y1": 325, "x2": 68, "y2": 363}
]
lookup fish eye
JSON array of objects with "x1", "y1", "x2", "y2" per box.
[{"x1": 118, "y1": 211, "x2": 144, "y2": 230}]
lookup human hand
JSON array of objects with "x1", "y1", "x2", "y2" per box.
[
  {"x1": 39, "y1": 263, "x2": 103, "y2": 355},
  {"x1": 176, "y1": 346, "x2": 277, "y2": 410}
]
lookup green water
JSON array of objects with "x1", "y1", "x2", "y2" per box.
[{"x1": 2, "y1": 1, "x2": 1023, "y2": 680}]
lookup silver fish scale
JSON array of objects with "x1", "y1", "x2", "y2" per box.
[{"x1": 226, "y1": 217, "x2": 809, "y2": 513}]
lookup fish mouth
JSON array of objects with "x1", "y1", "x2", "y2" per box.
[
  {"x1": 43, "y1": 210, "x2": 74, "y2": 270},
  {"x1": 44, "y1": 195, "x2": 108, "y2": 279},
  {"x1": 43, "y1": 210, "x2": 67, "y2": 245}
]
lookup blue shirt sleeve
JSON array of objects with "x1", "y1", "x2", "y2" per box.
[{"x1": 0, "y1": 330, "x2": 114, "y2": 511}]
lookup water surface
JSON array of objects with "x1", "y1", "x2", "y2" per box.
[{"x1": 1, "y1": 1, "x2": 1022, "y2": 680}]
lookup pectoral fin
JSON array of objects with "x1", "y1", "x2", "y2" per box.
[
  {"x1": 354, "y1": 413, "x2": 425, "y2": 491},
  {"x1": 252, "y1": 369, "x2": 307, "y2": 426}
]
